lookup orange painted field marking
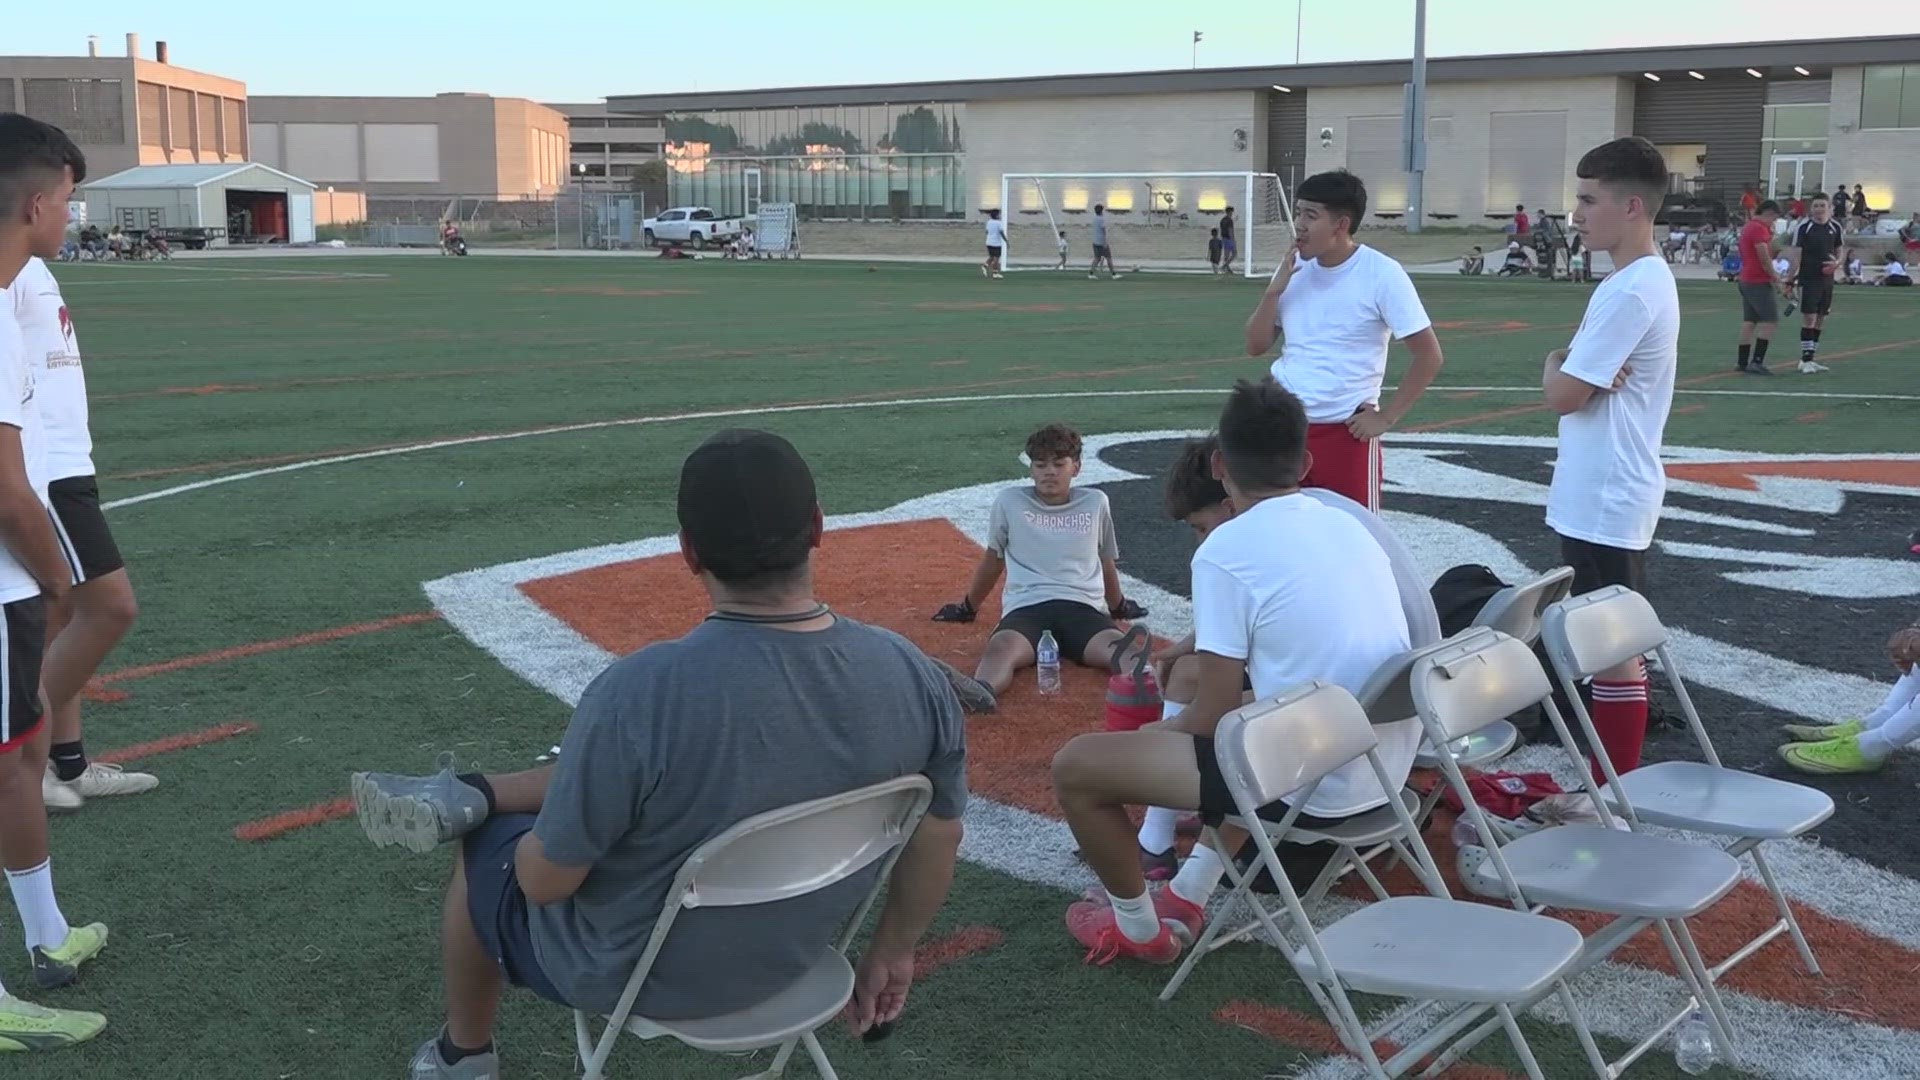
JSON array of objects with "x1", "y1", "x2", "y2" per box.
[
  {"x1": 234, "y1": 796, "x2": 353, "y2": 842},
  {"x1": 1217, "y1": 1000, "x2": 1519, "y2": 1080},
  {"x1": 1795, "y1": 410, "x2": 1832, "y2": 423},
  {"x1": 1665, "y1": 458, "x2": 1920, "y2": 492},
  {"x1": 92, "y1": 612, "x2": 438, "y2": 691},
  {"x1": 915, "y1": 926, "x2": 1007, "y2": 978},
  {"x1": 97, "y1": 721, "x2": 258, "y2": 766}
]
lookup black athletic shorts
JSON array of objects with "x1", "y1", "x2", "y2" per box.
[
  {"x1": 0, "y1": 596, "x2": 47, "y2": 753},
  {"x1": 993, "y1": 599, "x2": 1115, "y2": 661},
  {"x1": 1799, "y1": 279, "x2": 1835, "y2": 317},
  {"x1": 1559, "y1": 534, "x2": 1648, "y2": 598},
  {"x1": 1191, "y1": 734, "x2": 1354, "y2": 889},
  {"x1": 48, "y1": 475, "x2": 124, "y2": 583},
  {"x1": 1092, "y1": 244, "x2": 1112, "y2": 259},
  {"x1": 1737, "y1": 282, "x2": 1778, "y2": 323},
  {"x1": 985, "y1": 244, "x2": 1002, "y2": 258}
]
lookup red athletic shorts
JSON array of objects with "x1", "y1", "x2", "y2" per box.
[{"x1": 1303, "y1": 422, "x2": 1382, "y2": 511}]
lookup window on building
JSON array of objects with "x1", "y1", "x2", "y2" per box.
[
  {"x1": 21, "y1": 79, "x2": 126, "y2": 144},
  {"x1": 1861, "y1": 63, "x2": 1920, "y2": 129}
]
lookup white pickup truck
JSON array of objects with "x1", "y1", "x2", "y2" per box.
[{"x1": 642, "y1": 207, "x2": 743, "y2": 249}]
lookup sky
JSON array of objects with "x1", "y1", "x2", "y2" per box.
[{"x1": 15, "y1": 1, "x2": 1920, "y2": 102}]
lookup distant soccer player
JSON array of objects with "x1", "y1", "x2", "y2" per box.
[
  {"x1": 1088, "y1": 204, "x2": 1116, "y2": 279},
  {"x1": 1055, "y1": 228, "x2": 1069, "y2": 270},
  {"x1": 1206, "y1": 228, "x2": 1222, "y2": 275},
  {"x1": 1218, "y1": 205, "x2": 1237, "y2": 274},
  {"x1": 1786, "y1": 192, "x2": 1846, "y2": 373},
  {"x1": 1735, "y1": 200, "x2": 1783, "y2": 375},
  {"x1": 1542, "y1": 136, "x2": 1681, "y2": 782},
  {"x1": 0, "y1": 111, "x2": 110, "y2": 1050},
  {"x1": 1242, "y1": 169, "x2": 1445, "y2": 510},
  {"x1": 982, "y1": 208, "x2": 1006, "y2": 279}
]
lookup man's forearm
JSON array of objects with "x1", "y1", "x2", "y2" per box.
[
  {"x1": 963, "y1": 555, "x2": 1003, "y2": 610},
  {"x1": 1244, "y1": 293, "x2": 1282, "y2": 356},
  {"x1": 0, "y1": 492, "x2": 68, "y2": 598},
  {"x1": 870, "y1": 817, "x2": 963, "y2": 953},
  {"x1": 1380, "y1": 336, "x2": 1444, "y2": 425}
]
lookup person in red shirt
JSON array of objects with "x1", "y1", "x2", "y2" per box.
[
  {"x1": 1735, "y1": 200, "x2": 1784, "y2": 374},
  {"x1": 1791, "y1": 195, "x2": 1808, "y2": 219},
  {"x1": 1513, "y1": 204, "x2": 1531, "y2": 238},
  {"x1": 1740, "y1": 185, "x2": 1760, "y2": 217}
]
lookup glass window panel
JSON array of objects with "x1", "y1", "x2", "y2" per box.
[
  {"x1": 1861, "y1": 64, "x2": 1907, "y2": 129},
  {"x1": 1902, "y1": 65, "x2": 1920, "y2": 127}
]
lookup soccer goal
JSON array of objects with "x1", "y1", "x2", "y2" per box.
[{"x1": 998, "y1": 172, "x2": 1292, "y2": 278}]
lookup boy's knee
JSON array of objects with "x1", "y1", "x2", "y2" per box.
[{"x1": 1051, "y1": 735, "x2": 1103, "y2": 795}]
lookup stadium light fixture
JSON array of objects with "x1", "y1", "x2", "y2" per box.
[
  {"x1": 1643, "y1": 72, "x2": 1661, "y2": 82},
  {"x1": 1688, "y1": 71, "x2": 1705, "y2": 80},
  {"x1": 1271, "y1": 84, "x2": 1292, "y2": 92},
  {"x1": 1794, "y1": 66, "x2": 1811, "y2": 76},
  {"x1": 1746, "y1": 68, "x2": 1765, "y2": 78}
]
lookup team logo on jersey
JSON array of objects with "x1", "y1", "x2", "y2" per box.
[{"x1": 427, "y1": 431, "x2": 1920, "y2": 1076}]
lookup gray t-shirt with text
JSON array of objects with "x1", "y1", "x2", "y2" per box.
[
  {"x1": 529, "y1": 616, "x2": 967, "y2": 1019},
  {"x1": 988, "y1": 485, "x2": 1117, "y2": 616}
]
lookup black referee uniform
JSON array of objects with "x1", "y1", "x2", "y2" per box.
[{"x1": 1790, "y1": 216, "x2": 1846, "y2": 367}]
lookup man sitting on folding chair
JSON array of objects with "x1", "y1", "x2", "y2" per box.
[
  {"x1": 1052, "y1": 378, "x2": 1414, "y2": 966},
  {"x1": 349, "y1": 430, "x2": 968, "y2": 1080}
]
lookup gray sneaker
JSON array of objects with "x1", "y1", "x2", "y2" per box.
[
  {"x1": 408, "y1": 1035, "x2": 499, "y2": 1080},
  {"x1": 927, "y1": 656, "x2": 997, "y2": 715},
  {"x1": 352, "y1": 755, "x2": 491, "y2": 854}
]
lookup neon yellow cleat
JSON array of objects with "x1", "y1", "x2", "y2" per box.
[
  {"x1": 1781, "y1": 718, "x2": 1864, "y2": 743},
  {"x1": 0, "y1": 994, "x2": 106, "y2": 1051},
  {"x1": 31, "y1": 923, "x2": 109, "y2": 990}
]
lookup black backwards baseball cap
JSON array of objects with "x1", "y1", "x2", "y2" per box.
[{"x1": 676, "y1": 429, "x2": 819, "y2": 581}]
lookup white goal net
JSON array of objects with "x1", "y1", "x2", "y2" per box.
[{"x1": 998, "y1": 172, "x2": 1291, "y2": 278}]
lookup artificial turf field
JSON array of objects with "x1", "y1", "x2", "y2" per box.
[{"x1": 14, "y1": 253, "x2": 1920, "y2": 1080}]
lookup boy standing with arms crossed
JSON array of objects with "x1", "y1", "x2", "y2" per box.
[{"x1": 1541, "y1": 137, "x2": 1681, "y2": 782}]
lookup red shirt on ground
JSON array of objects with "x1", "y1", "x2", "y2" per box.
[{"x1": 1737, "y1": 220, "x2": 1775, "y2": 284}]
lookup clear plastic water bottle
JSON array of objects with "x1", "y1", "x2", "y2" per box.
[
  {"x1": 1674, "y1": 1009, "x2": 1716, "y2": 1074},
  {"x1": 1037, "y1": 631, "x2": 1062, "y2": 696}
]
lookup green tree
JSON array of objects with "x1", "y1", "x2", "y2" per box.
[
  {"x1": 891, "y1": 106, "x2": 953, "y2": 153},
  {"x1": 664, "y1": 116, "x2": 741, "y2": 153},
  {"x1": 765, "y1": 122, "x2": 864, "y2": 156}
]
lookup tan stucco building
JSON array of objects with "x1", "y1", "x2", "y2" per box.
[{"x1": 247, "y1": 93, "x2": 570, "y2": 200}]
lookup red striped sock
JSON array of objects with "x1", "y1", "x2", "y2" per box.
[{"x1": 1588, "y1": 678, "x2": 1649, "y2": 783}]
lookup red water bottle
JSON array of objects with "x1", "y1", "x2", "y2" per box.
[{"x1": 1104, "y1": 625, "x2": 1162, "y2": 732}]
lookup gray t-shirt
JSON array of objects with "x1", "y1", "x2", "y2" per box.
[
  {"x1": 988, "y1": 486, "x2": 1117, "y2": 616},
  {"x1": 529, "y1": 616, "x2": 967, "y2": 1020},
  {"x1": 1092, "y1": 213, "x2": 1109, "y2": 247}
]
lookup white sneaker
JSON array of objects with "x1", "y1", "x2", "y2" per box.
[
  {"x1": 40, "y1": 768, "x2": 83, "y2": 811},
  {"x1": 70, "y1": 762, "x2": 159, "y2": 798},
  {"x1": 1799, "y1": 360, "x2": 1829, "y2": 373}
]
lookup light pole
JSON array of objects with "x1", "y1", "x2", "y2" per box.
[
  {"x1": 1192, "y1": 31, "x2": 1202, "y2": 69},
  {"x1": 1405, "y1": 0, "x2": 1428, "y2": 233}
]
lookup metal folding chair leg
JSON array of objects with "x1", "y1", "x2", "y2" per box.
[
  {"x1": 1748, "y1": 846, "x2": 1822, "y2": 976},
  {"x1": 798, "y1": 1031, "x2": 839, "y2": 1080}
]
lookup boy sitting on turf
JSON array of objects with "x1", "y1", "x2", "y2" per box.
[
  {"x1": 934, "y1": 423, "x2": 1147, "y2": 698},
  {"x1": 1779, "y1": 623, "x2": 1920, "y2": 774}
]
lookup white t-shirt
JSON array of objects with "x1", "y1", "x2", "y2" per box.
[
  {"x1": 1056, "y1": 234, "x2": 1069, "y2": 253},
  {"x1": 985, "y1": 219, "x2": 1007, "y2": 247},
  {"x1": 1192, "y1": 493, "x2": 1414, "y2": 818},
  {"x1": 1888, "y1": 261, "x2": 1911, "y2": 280},
  {"x1": 0, "y1": 302, "x2": 45, "y2": 604},
  {"x1": 1269, "y1": 245, "x2": 1433, "y2": 424},
  {"x1": 1545, "y1": 254, "x2": 1680, "y2": 552},
  {"x1": 11, "y1": 259, "x2": 92, "y2": 483}
]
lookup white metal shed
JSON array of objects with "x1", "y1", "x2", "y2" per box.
[{"x1": 81, "y1": 163, "x2": 319, "y2": 246}]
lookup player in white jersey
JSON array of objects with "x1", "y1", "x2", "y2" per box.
[
  {"x1": 13, "y1": 257, "x2": 150, "y2": 809},
  {"x1": 0, "y1": 112, "x2": 111, "y2": 1050},
  {"x1": 1542, "y1": 136, "x2": 1681, "y2": 783},
  {"x1": 982, "y1": 209, "x2": 1007, "y2": 279}
]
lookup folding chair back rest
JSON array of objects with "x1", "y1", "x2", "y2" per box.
[
  {"x1": 1356, "y1": 631, "x2": 1496, "y2": 726},
  {"x1": 1540, "y1": 585, "x2": 1666, "y2": 681},
  {"x1": 1411, "y1": 631, "x2": 1552, "y2": 743},
  {"x1": 1473, "y1": 566, "x2": 1575, "y2": 643},
  {"x1": 671, "y1": 776, "x2": 934, "y2": 911},
  {"x1": 1215, "y1": 682, "x2": 1378, "y2": 812}
]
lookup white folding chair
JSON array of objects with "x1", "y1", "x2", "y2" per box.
[
  {"x1": 1540, "y1": 585, "x2": 1835, "y2": 982},
  {"x1": 1209, "y1": 680, "x2": 1589, "y2": 1080},
  {"x1": 1411, "y1": 567, "x2": 1576, "y2": 795},
  {"x1": 570, "y1": 775, "x2": 934, "y2": 1080},
  {"x1": 1158, "y1": 648, "x2": 1451, "y2": 1004},
  {"x1": 1412, "y1": 629, "x2": 1747, "y2": 1078}
]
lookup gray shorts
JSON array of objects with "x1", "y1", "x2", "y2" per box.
[{"x1": 1738, "y1": 283, "x2": 1778, "y2": 323}]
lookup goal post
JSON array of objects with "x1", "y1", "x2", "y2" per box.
[{"x1": 997, "y1": 172, "x2": 1291, "y2": 278}]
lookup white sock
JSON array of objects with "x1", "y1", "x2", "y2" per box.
[
  {"x1": 1865, "y1": 667, "x2": 1920, "y2": 729},
  {"x1": 1860, "y1": 697, "x2": 1920, "y2": 759},
  {"x1": 1107, "y1": 889, "x2": 1162, "y2": 944},
  {"x1": 5, "y1": 861, "x2": 70, "y2": 953},
  {"x1": 1137, "y1": 807, "x2": 1179, "y2": 856},
  {"x1": 1170, "y1": 843, "x2": 1229, "y2": 907}
]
